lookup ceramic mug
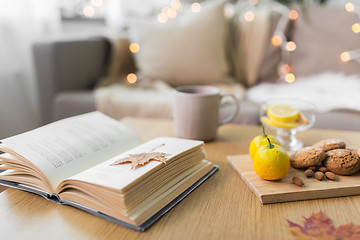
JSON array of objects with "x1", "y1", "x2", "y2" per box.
[{"x1": 172, "y1": 85, "x2": 240, "y2": 141}]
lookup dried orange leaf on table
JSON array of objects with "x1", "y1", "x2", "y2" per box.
[
  {"x1": 110, "y1": 152, "x2": 169, "y2": 169},
  {"x1": 287, "y1": 211, "x2": 360, "y2": 239},
  {"x1": 333, "y1": 223, "x2": 360, "y2": 239}
]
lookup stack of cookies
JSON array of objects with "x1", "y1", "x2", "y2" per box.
[{"x1": 290, "y1": 139, "x2": 360, "y2": 178}]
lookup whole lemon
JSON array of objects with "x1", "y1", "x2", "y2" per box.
[
  {"x1": 253, "y1": 143, "x2": 290, "y2": 180},
  {"x1": 249, "y1": 134, "x2": 281, "y2": 160}
]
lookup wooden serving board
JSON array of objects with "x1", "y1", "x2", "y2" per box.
[{"x1": 228, "y1": 154, "x2": 360, "y2": 204}]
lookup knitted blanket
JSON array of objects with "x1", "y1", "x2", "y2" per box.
[{"x1": 247, "y1": 72, "x2": 360, "y2": 113}]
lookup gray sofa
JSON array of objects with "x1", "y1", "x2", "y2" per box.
[
  {"x1": 33, "y1": 37, "x2": 110, "y2": 125},
  {"x1": 33, "y1": 37, "x2": 261, "y2": 126},
  {"x1": 33, "y1": 37, "x2": 360, "y2": 131}
]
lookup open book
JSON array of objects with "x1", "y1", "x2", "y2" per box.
[{"x1": 0, "y1": 112, "x2": 217, "y2": 231}]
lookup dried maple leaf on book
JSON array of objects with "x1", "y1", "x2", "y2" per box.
[
  {"x1": 287, "y1": 211, "x2": 360, "y2": 239},
  {"x1": 110, "y1": 152, "x2": 169, "y2": 169}
]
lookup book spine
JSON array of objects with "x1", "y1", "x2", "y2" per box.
[
  {"x1": 48, "y1": 194, "x2": 61, "y2": 203},
  {"x1": 0, "y1": 180, "x2": 54, "y2": 201}
]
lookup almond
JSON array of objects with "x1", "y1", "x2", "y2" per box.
[
  {"x1": 325, "y1": 171, "x2": 337, "y2": 181},
  {"x1": 315, "y1": 171, "x2": 324, "y2": 181},
  {"x1": 292, "y1": 177, "x2": 304, "y2": 187},
  {"x1": 304, "y1": 169, "x2": 314, "y2": 178},
  {"x1": 318, "y1": 167, "x2": 328, "y2": 173}
]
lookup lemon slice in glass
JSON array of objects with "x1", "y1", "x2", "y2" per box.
[
  {"x1": 267, "y1": 104, "x2": 299, "y2": 123},
  {"x1": 261, "y1": 116, "x2": 299, "y2": 129}
]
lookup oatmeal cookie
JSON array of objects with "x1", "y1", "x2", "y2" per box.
[
  {"x1": 323, "y1": 149, "x2": 360, "y2": 175},
  {"x1": 313, "y1": 138, "x2": 346, "y2": 152},
  {"x1": 290, "y1": 146, "x2": 325, "y2": 169}
]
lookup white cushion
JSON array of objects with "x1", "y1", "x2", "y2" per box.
[{"x1": 127, "y1": 0, "x2": 232, "y2": 86}]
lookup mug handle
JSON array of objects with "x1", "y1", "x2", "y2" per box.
[{"x1": 218, "y1": 93, "x2": 240, "y2": 126}]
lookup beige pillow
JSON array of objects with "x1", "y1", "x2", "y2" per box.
[
  {"x1": 230, "y1": 1, "x2": 289, "y2": 87},
  {"x1": 291, "y1": 5, "x2": 360, "y2": 77},
  {"x1": 127, "y1": 0, "x2": 233, "y2": 87}
]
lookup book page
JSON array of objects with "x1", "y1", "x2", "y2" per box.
[
  {"x1": 0, "y1": 112, "x2": 140, "y2": 190},
  {"x1": 61, "y1": 137, "x2": 204, "y2": 191}
]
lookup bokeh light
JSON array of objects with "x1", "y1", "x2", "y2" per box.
[
  {"x1": 83, "y1": 5, "x2": 95, "y2": 18},
  {"x1": 286, "y1": 41, "x2": 296, "y2": 52},
  {"x1": 271, "y1": 35, "x2": 282, "y2": 46},
  {"x1": 244, "y1": 11, "x2": 255, "y2": 22},
  {"x1": 345, "y1": 2, "x2": 355, "y2": 12},
  {"x1": 285, "y1": 73, "x2": 295, "y2": 83},
  {"x1": 162, "y1": 7, "x2": 171, "y2": 15},
  {"x1": 127, "y1": 73, "x2": 137, "y2": 84},
  {"x1": 158, "y1": 13, "x2": 168, "y2": 23},
  {"x1": 191, "y1": 3, "x2": 201, "y2": 13},
  {"x1": 167, "y1": 8, "x2": 177, "y2": 18},
  {"x1": 129, "y1": 43, "x2": 140, "y2": 53},
  {"x1": 288, "y1": 10, "x2": 299, "y2": 20},
  {"x1": 340, "y1": 51, "x2": 350, "y2": 62},
  {"x1": 171, "y1": 0, "x2": 182, "y2": 10},
  {"x1": 279, "y1": 64, "x2": 291, "y2": 74},
  {"x1": 352, "y1": 23, "x2": 360, "y2": 33}
]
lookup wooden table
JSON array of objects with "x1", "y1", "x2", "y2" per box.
[{"x1": 1, "y1": 118, "x2": 360, "y2": 240}]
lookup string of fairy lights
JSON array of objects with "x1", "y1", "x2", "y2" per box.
[
  {"x1": 126, "y1": 0, "x2": 360, "y2": 85},
  {"x1": 341, "y1": 2, "x2": 360, "y2": 64},
  {"x1": 271, "y1": 6, "x2": 298, "y2": 83},
  {"x1": 256, "y1": 0, "x2": 360, "y2": 84},
  {"x1": 242, "y1": 0, "x2": 296, "y2": 83}
]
